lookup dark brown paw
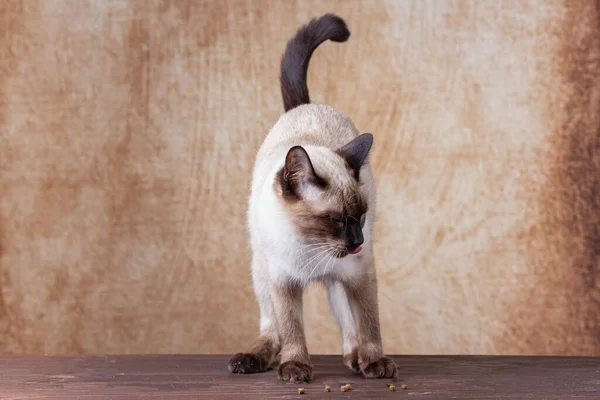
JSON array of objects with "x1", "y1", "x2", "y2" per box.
[
  {"x1": 278, "y1": 360, "x2": 313, "y2": 383},
  {"x1": 228, "y1": 353, "x2": 268, "y2": 374},
  {"x1": 343, "y1": 350, "x2": 361, "y2": 374},
  {"x1": 361, "y1": 356, "x2": 397, "y2": 379}
]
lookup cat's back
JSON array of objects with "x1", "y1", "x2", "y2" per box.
[{"x1": 257, "y1": 103, "x2": 360, "y2": 161}]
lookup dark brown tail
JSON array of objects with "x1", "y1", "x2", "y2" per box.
[{"x1": 280, "y1": 14, "x2": 350, "y2": 112}]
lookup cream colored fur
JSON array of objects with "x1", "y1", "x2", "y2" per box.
[
  {"x1": 242, "y1": 102, "x2": 396, "y2": 381},
  {"x1": 248, "y1": 104, "x2": 376, "y2": 286}
]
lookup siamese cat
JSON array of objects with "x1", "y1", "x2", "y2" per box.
[{"x1": 228, "y1": 13, "x2": 397, "y2": 383}]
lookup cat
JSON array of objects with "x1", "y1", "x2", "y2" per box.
[{"x1": 228, "y1": 13, "x2": 397, "y2": 383}]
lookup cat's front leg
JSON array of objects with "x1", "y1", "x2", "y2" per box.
[
  {"x1": 270, "y1": 281, "x2": 313, "y2": 383},
  {"x1": 228, "y1": 329, "x2": 279, "y2": 374},
  {"x1": 344, "y1": 274, "x2": 397, "y2": 379},
  {"x1": 228, "y1": 256, "x2": 280, "y2": 374}
]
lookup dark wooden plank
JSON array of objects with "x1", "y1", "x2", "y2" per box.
[{"x1": 0, "y1": 355, "x2": 598, "y2": 399}]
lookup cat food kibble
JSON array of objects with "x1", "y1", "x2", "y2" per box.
[
  {"x1": 389, "y1": 384, "x2": 396, "y2": 391},
  {"x1": 401, "y1": 384, "x2": 408, "y2": 390},
  {"x1": 340, "y1": 385, "x2": 348, "y2": 392},
  {"x1": 298, "y1": 388, "x2": 305, "y2": 394},
  {"x1": 324, "y1": 384, "x2": 331, "y2": 392}
]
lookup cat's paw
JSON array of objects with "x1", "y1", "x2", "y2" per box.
[
  {"x1": 278, "y1": 360, "x2": 313, "y2": 383},
  {"x1": 228, "y1": 353, "x2": 269, "y2": 374},
  {"x1": 360, "y1": 356, "x2": 397, "y2": 379},
  {"x1": 343, "y1": 349, "x2": 361, "y2": 374}
]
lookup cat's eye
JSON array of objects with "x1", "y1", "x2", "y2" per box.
[
  {"x1": 329, "y1": 215, "x2": 344, "y2": 227},
  {"x1": 360, "y1": 214, "x2": 366, "y2": 228}
]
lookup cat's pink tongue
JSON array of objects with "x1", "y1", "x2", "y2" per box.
[{"x1": 349, "y1": 246, "x2": 362, "y2": 255}]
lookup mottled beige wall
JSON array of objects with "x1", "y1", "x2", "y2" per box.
[{"x1": 0, "y1": 0, "x2": 599, "y2": 356}]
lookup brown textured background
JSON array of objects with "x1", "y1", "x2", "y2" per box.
[{"x1": 0, "y1": 0, "x2": 599, "y2": 356}]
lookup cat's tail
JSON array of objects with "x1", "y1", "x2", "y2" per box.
[{"x1": 280, "y1": 14, "x2": 350, "y2": 112}]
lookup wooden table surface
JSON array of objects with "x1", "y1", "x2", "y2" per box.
[{"x1": 0, "y1": 355, "x2": 598, "y2": 399}]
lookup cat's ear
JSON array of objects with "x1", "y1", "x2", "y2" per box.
[
  {"x1": 281, "y1": 146, "x2": 326, "y2": 198},
  {"x1": 336, "y1": 133, "x2": 373, "y2": 180}
]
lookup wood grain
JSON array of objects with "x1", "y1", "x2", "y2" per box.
[{"x1": 0, "y1": 355, "x2": 598, "y2": 399}]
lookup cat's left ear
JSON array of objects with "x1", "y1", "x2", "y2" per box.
[{"x1": 336, "y1": 133, "x2": 373, "y2": 180}]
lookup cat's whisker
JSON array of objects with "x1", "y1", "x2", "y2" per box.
[
  {"x1": 323, "y1": 249, "x2": 337, "y2": 277},
  {"x1": 299, "y1": 244, "x2": 332, "y2": 253},
  {"x1": 321, "y1": 249, "x2": 337, "y2": 276},
  {"x1": 293, "y1": 249, "x2": 332, "y2": 282},
  {"x1": 298, "y1": 247, "x2": 332, "y2": 276},
  {"x1": 299, "y1": 242, "x2": 334, "y2": 253},
  {"x1": 302, "y1": 242, "x2": 332, "y2": 247},
  {"x1": 295, "y1": 244, "x2": 334, "y2": 261},
  {"x1": 299, "y1": 247, "x2": 331, "y2": 272},
  {"x1": 299, "y1": 243, "x2": 333, "y2": 253},
  {"x1": 294, "y1": 251, "x2": 331, "y2": 277},
  {"x1": 306, "y1": 248, "x2": 334, "y2": 282},
  {"x1": 296, "y1": 246, "x2": 335, "y2": 275}
]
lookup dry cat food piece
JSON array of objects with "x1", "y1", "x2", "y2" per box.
[
  {"x1": 324, "y1": 384, "x2": 331, "y2": 392},
  {"x1": 401, "y1": 384, "x2": 408, "y2": 390},
  {"x1": 389, "y1": 384, "x2": 396, "y2": 391},
  {"x1": 345, "y1": 383, "x2": 352, "y2": 391},
  {"x1": 340, "y1": 385, "x2": 348, "y2": 392},
  {"x1": 297, "y1": 388, "x2": 305, "y2": 394}
]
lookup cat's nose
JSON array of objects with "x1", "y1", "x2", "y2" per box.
[
  {"x1": 347, "y1": 233, "x2": 364, "y2": 252},
  {"x1": 350, "y1": 236, "x2": 363, "y2": 249},
  {"x1": 346, "y1": 221, "x2": 364, "y2": 253}
]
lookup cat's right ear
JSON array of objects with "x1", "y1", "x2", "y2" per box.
[
  {"x1": 336, "y1": 133, "x2": 373, "y2": 181},
  {"x1": 280, "y1": 146, "x2": 325, "y2": 199}
]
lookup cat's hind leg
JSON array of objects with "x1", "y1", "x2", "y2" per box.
[{"x1": 325, "y1": 279, "x2": 361, "y2": 373}]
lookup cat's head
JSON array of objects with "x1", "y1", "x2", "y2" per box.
[{"x1": 274, "y1": 133, "x2": 373, "y2": 258}]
